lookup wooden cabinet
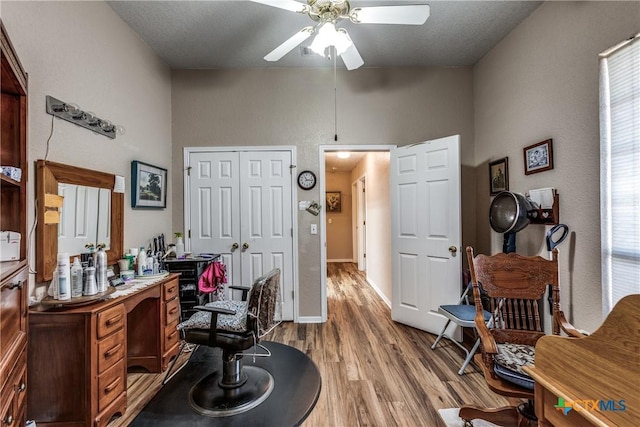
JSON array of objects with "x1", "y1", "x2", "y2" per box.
[
  {"x1": 28, "y1": 275, "x2": 181, "y2": 426},
  {"x1": 0, "y1": 21, "x2": 28, "y2": 427}
]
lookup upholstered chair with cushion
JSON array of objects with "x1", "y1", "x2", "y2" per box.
[
  {"x1": 167, "y1": 268, "x2": 281, "y2": 417},
  {"x1": 460, "y1": 247, "x2": 583, "y2": 427}
]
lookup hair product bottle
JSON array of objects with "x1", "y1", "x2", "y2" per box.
[
  {"x1": 57, "y1": 253, "x2": 71, "y2": 300},
  {"x1": 95, "y1": 246, "x2": 108, "y2": 292},
  {"x1": 137, "y1": 246, "x2": 147, "y2": 276},
  {"x1": 71, "y1": 257, "x2": 83, "y2": 298},
  {"x1": 84, "y1": 258, "x2": 97, "y2": 296}
]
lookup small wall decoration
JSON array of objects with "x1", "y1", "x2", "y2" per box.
[
  {"x1": 523, "y1": 139, "x2": 553, "y2": 175},
  {"x1": 326, "y1": 191, "x2": 341, "y2": 213},
  {"x1": 489, "y1": 157, "x2": 509, "y2": 195},
  {"x1": 131, "y1": 160, "x2": 167, "y2": 208}
]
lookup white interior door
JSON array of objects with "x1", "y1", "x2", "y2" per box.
[
  {"x1": 239, "y1": 151, "x2": 294, "y2": 319},
  {"x1": 187, "y1": 151, "x2": 241, "y2": 297},
  {"x1": 187, "y1": 149, "x2": 294, "y2": 320},
  {"x1": 390, "y1": 135, "x2": 462, "y2": 334}
]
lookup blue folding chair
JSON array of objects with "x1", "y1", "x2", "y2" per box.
[{"x1": 431, "y1": 283, "x2": 491, "y2": 375}]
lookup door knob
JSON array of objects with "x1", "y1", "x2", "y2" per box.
[
  {"x1": 448, "y1": 245, "x2": 457, "y2": 254},
  {"x1": 242, "y1": 242, "x2": 250, "y2": 250},
  {"x1": 231, "y1": 243, "x2": 239, "y2": 251}
]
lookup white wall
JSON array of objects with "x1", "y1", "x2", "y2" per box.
[
  {"x1": 172, "y1": 67, "x2": 474, "y2": 317},
  {"x1": 473, "y1": 1, "x2": 639, "y2": 331},
  {"x1": 1, "y1": 2, "x2": 172, "y2": 294}
]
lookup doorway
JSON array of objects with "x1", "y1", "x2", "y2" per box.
[{"x1": 319, "y1": 145, "x2": 394, "y2": 322}]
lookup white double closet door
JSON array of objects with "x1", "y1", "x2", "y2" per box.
[{"x1": 186, "y1": 149, "x2": 294, "y2": 320}]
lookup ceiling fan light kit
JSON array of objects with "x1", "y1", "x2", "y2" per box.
[{"x1": 253, "y1": 0, "x2": 430, "y2": 70}]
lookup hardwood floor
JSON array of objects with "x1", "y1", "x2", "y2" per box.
[{"x1": 108, "y1": 262, "x2": 507, "y2": 426}]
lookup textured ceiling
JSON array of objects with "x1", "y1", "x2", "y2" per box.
[{"x1": 107, "y1": 0, "x2": 542, "y2": 69}]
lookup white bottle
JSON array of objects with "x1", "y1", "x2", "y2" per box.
[
  {"x1": 57, "y1": 253, "x2": 71, "y2": 300},
  {"x1": 137, "y1": 246, "x2": 147, "y2": 276},
  {"x1": 71, "y1": 257, "x2": 83, "y2": 298},
  {"x1": 175, "y1": 236, "x2": 185, "y2": 259}
]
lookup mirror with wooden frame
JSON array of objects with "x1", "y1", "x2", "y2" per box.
[{"x1": 36, "y1": 160, "x2": 124, "y2": 282}]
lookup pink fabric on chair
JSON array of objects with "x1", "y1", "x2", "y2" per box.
[{"x1": 198, "y1": 260, "x2": 227, "y2": 299}]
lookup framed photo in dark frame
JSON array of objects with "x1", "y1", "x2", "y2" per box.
[
  {"x1": 489, "y1": 157, "x2": 509, "y2": 195},
  {"x1": 131, "y1": 160, "x2": 167, "y2": 208},
  {"x1": 524, "y1": 139, "x2": 553, "y2": 175}
]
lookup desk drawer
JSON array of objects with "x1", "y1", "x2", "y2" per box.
[
  {"x1": 97, "y1": 304, "x2": 125, "y2": 339},
  {"x1": 165, "y1": 298, "x2": 180, "y2": 324},
  {"x1": 163, "y1": 279, "x2": 179, "y2": 301},
  {"x1": 98, "y1": 359, "x2": 125, "y2": 413},
  {"x1": 98, "y1": 328, "x2": 125, "y2": 374},
  {"x1": 164, "y1": 320, "x2": 180, "y2": 349}
]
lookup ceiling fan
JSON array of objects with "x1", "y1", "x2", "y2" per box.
[{"x1": 252, "y1": 0, "x2": 430, "y2": 70}]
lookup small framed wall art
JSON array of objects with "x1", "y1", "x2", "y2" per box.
[
  {"x1": 489, "y1": 157, "x2": 509, "y2": 195},
  {"x1": 523, "y1": 139, "x2": 553, "y2": 175},
  {"x1": 326, "y1": 191, "x2": 341, "y2": 213},
  {"x1": 131, "y1": 160, "x2": 167, "y2": 208}
]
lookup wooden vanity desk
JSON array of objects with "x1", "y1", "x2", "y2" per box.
[
  {"x1": 27, "y1": 273, "x2": 181, "y2": 427},
  {"x1": 524, "y1": 294, "x2": 640, "y2": 427}
]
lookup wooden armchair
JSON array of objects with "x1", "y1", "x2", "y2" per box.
[{"x1": 460, "y1": 247, "x2": 583, "y2": 427}]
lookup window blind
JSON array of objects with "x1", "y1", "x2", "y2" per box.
[{"x1": 600, "y1": 34, "x2": 640, "y2": 315}]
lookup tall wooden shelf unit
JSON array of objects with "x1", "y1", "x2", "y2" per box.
[{"x1": 0, "y1": 21, "x2": 29, "y2": 427}]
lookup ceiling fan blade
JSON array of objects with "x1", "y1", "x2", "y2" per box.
[
  {"x1": 251, "y1": 0, "x2": 307, "y2": 13},
  {"x1": 340, "y1": 42, "x2": 364, "y2": 71},
  {"x1": 350, "y1": 5, "x2": 430, "y2": 25},
  {"x1": 264, "y1": 27, "x2": 313, "y2": 62}
]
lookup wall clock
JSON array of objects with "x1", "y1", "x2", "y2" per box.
[{"x1": 297, "y1": 170, "x2": 317, "y2": 190}]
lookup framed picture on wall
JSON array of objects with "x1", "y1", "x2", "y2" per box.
[
  {"x1": 523, "y1": 139, "x2": 554, "y2": 175},
  {"x1": 326, "y1": 191, "x2": 341, "y2": 213},
  {"x1": 131, "y1": 160, "x2": 167, "y2": 208},
  {"x1": 489, "y1": 157, "x2": 509, "y2": 195}
]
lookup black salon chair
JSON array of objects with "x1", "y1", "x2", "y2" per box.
[{"x1": 170, "y1": 268, "x2": 281, "y2": 417}]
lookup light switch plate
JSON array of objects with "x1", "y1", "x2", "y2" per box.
[{"x1": 310, "y1": 224, "x2": 318, "y2": 235}]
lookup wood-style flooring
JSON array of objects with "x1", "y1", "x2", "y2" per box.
[{"x1": 108, "y1": 262, "x2": 507, "y2": 427}]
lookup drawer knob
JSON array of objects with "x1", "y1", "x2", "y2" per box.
[
  {"x1": 104, "y1": 377, "x2": 121, "y2": 393},
  {"x1": 3, "y1": 414, "x2": 13, "y2": 425},
  {"x1": 8, "y1": 281, "x2": 23, "y2": 290},
  {"x1": 17, "y1": 382, "x2": 25, "y2": 392},
  {"x1": 106, "y1": 314, "x2": 122, "y2": 326},
  {"x1": 104, "y1": 343, "x2": 122, "y2": 358}
]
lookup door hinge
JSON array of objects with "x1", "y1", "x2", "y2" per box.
[
  {"x1": 188, "y1": 230, "x2": 191, "y2": 239},
  {"x1": 291, "y1": 290, "x2": 294, "y2": 299},
  {"x1": 364, "y1": 253, "x2": 366, "y2": 258},
  {"x1": 291, "y1": 228, "x2": 293, "y2": 237}
]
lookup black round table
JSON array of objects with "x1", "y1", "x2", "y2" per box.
[{"x1": 130, "y1": 341, "x2": 321, "y2": 427}]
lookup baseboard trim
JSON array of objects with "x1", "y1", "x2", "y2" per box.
[
  {"x1": 327, "y1": 259, "x2": 355, "y2": 263},
  {"x1": 366, "y1": 276, "x2": 391, "y2": 308},
  {"x1": 297, "y1": 316, "x2": 324, "y2": 323}
]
